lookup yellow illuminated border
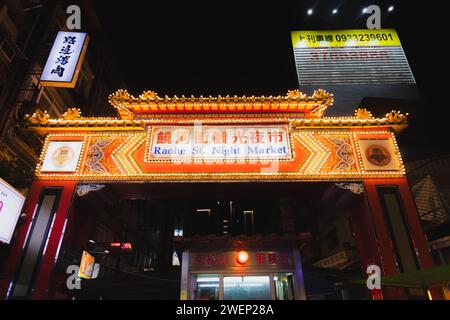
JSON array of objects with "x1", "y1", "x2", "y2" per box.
[
  {"x1": 353, "y1": 131, "x2": 405, "y2": 176},
  {"x1": 36, "y1": 136, "x2": 88, "y2": 175},
  {"x1": 34, "y1": 128, "x2": 405, "y2": 182}
]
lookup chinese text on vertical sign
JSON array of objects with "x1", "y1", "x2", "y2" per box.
[{"x1": 40, "y1": 31, "x2": 88, "y2": 87}]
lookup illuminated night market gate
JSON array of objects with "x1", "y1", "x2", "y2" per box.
[{"x1": 0, "y1": 89, "x2": 438, "y2": 299}]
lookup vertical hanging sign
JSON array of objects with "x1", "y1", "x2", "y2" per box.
[{"x1": 40, "y1": 31, "x2": 89, "y2": 88}]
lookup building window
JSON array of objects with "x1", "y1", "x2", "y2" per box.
[
  {"x1": 326, "y1": 228, "x2": 339, "y2": 252},
  {"x1": 189, "y1": 272, "x2": 298, "y2": 300},
  {"x1": 75, "y1": 62, "x2": 94, "y2": 98},
  {"x1": 192, "y1": 274, "x2": 220, "y2": 300},
  {"x1": 274, "y1": 273, "x2": 295, "y2": 300},
  {"x1": 0, "y1": 36, "x2": 15, "y2": 63},
  {"x1": 243, "y1": 210, "x2": 254, "y2": 235},
  {"x1": 174, "y1": 228, "x2": 183, "y2": 237},
  {"x1": 347, "y1": 216, "x2": 355, "y2": 238},
  {"x1": 36, "y1": 88, "x2": 62, "y2": 118},
  {"x1": 194, "y1": 208, "x2": 213, "y2": 235},
  {"x1": 223, "y1": 276, "x2": 271, "y2": 300},
  {"x1": 0, "y1": 8, "x2": 19, "y2": 63},
  {"x1": 172, "y1": 250, "x2": 180, "y2": 266}
]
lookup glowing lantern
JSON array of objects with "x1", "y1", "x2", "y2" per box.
[{"x1": 236, "y1": 251, "x2": 249, "y2": 264}]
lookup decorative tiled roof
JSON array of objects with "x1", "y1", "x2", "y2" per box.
[
  {"x1": 24, "y1": 88, "x2": 408, "y2": 134},
  {"x1": 108, "y1": 89, "x2": 334, "y2": 119},
  {"x1": 24, "y1": 107, "x2": 408, "y2": 134}
]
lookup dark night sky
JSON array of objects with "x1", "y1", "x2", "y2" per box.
[{"x1": 92, "y1": 0, "x2": 450, "y2": 153}]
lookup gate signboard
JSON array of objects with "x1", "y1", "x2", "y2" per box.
[{"x1": 147, "y1": 125, "x2": 292, "y2": 161}]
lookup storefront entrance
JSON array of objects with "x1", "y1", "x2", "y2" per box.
[
  {"x1": 187, "y1": 258, "x2": 301, "y2": 301},
  {"x1": 192, "y1": 274, "x2": 293, "y2": 300}
]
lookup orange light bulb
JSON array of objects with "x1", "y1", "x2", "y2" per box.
[{"x1": 236, "y1": 251, "x2": 249, "y2": 264}]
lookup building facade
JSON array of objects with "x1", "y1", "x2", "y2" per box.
[
  {"x1": 0, "y1": 0, "x2": 135, "y2": 294},
  {"x1": 0, "y1": 0, "x2": 124, "y2": 191}
]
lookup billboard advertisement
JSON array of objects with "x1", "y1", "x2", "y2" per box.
[
  {"x1": 290, "y1": 29, "x2": 420, "y2": 116},
  {"x1": 291, "y1": 29, "x2": 415, "y2": 86},
  {"x1": 78, "y1": 250, "x2": 95, "y2": 279}
]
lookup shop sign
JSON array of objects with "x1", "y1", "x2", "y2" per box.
[
  {"x1": 313, "y1": 249, "x2": 349, "y2": 268},
  {"x1": 0, "y1": 178, "x2": 26, "y2": 244},
  {"x1": 78, "y1": 250, "x2": 95, "y2": 279},
  {"x1": 147, "y1": 125, "x2": 291, "y2": 162},
  {"x1": 189, "y1": 251, "x2": 294, "y2": 268},
  {"x1": 40, "y1": 31, "x2": 89, "y2": 88}
]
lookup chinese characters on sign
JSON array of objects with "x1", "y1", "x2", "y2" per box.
[
  {"x1": 78, "y1": 251, "x2": 95, "y2": 279},
  {"x1": 254, "y1": 252, "x2": 291, "y2": 265},
  {"x1": 194, "y1": 253, "x2": 230, "y2": 267},
  {"x1": 291, "y1": 29, "x2": 415, "y2": 86},
  {"x1": 147, "y1": 125, "x2": 292, "y2": 162},
  {"x1": 190, "y1": 252, "x2": 293, "y2": 268},
  {"x1": 291, "y1": 29, "x2": 401, "y2": 48},
  {"x1": 40, "y1": 31, "x2": 89, "y2": 88}
]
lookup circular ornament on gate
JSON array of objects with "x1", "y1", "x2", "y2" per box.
[
  {"x1": 52, "y1": 146, "x2": 75, "y2": 167},
  {"x1": 365, "y1": 144, "x2": 391, "y2": 167}
]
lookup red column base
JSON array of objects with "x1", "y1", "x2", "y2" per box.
[{"x1": 0, "y1": 180, "x2": 76, "y2": 299}]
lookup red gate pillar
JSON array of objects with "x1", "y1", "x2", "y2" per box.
[
  {"x1": 0, "y1": 180, "x2": 76, "y2": 299},
  {"x1": 349, "y1": 196, "x2": 385, "y2": 299},
  {"x1": 363, "y1": 178, "x2": 442, "y2": 300}
]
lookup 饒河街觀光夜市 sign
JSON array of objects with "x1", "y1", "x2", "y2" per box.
[
  {"x1": 40, "y1": 31, "x2": 89, "y2": 88},
  {"x1": 146, "y1": 125, "x2": 292, "y2": 162},
  {"x1": 0, "y1": 178, "x2": 26, "y2": 244}
]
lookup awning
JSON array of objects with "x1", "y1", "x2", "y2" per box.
[{"x1": 352, "y1": 265, "x2": 450, "y2": 289}]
